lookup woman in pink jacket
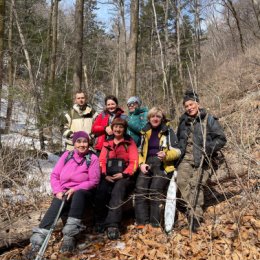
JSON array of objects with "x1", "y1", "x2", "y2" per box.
[{"x1": 28, "y1": 131, "x2": 100, "y2": 258}]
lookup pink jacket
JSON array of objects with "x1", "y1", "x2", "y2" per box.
[{"x1": 50, "y1": 150, "x2": 100, "y2": 195}]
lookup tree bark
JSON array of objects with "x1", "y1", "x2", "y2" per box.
[
  {"x1": 224, "y1": 0, "x2": 245, "y2": 53},
  {"x1": 175, "y1": 0, "x2": 183, "y2": 85},
  {"x1": 250, "y1": 0, "x2": 260, "y2": 31},
  {"x1": 0, "y1": 0, "x2": 5, "y2": 148},
  {"x1": 5, "y1": 0, "x2": 14, "y2": 134},
  {"x1": 73, "y1": 0, "x2": 84, "y2": 91},
  {"x1": 13, "y1": 0, "x2": 45, "y2": 150},
  {"x1": 50, "y1": 0, "x2": 59, "y2": 86},
  {"x1": 126, "y1": 0, "x2": 139, "y2": 98},
  {"x1": 193, "y1": 0, "x2": 201, "y2": 90},
  {"x1": 152, "y1": 0, "x2": 167, "y2": 100}
]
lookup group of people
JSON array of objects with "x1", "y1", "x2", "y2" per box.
[{"x1": 28, "y1": 89, "x2": 226, "y2": 257}]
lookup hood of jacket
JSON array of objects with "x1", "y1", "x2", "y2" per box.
[{"x1": 73, "y1": 103, "x2": 94, "y2": 116}]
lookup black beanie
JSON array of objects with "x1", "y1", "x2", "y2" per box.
[{"x1": 183, "y1": 90, "x2": 200, "y2": 104}]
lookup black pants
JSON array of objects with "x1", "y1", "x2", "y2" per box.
[
  {"x1": 39, "y1": 189, "x2": 94, "y2": 230},
  {"x1": 94, "y1": 176, "x2": 134, "y2": 228},
  {"x1": 135, "y1": 156, "x2": 170, "y2": 226}
]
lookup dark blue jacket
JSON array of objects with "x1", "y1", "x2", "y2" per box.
[{"x1": 177, "y1": 109, "x2": 227, "y2": 168}]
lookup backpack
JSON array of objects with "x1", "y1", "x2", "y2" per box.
[{"x1": 64, "y1": 150, "x2": 93, "y2": 168}]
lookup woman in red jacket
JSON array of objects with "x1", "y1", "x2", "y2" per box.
[
  {"x1": 94, "y1": 117, "x2": 138, "y2": 240},
  {"x1": 91, "y1": 95, "x2": 126, "y2": 155}
]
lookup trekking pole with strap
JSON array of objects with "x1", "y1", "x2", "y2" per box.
[
  {"x1": 35, "y1": 195, "x2": 67, "y2": 260},
  {"x1": 189, "y1": 114, "x2": 208, "y2": 238}
]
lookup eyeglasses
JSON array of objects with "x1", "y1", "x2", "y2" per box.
[{"x1": 127, "y1": 102, "x2": 137, "y2": 107}]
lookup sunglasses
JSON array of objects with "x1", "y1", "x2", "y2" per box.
[{"x1": 127, "y1": 102, "x2": 138, "y2": 107}]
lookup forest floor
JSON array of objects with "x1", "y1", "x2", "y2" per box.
[
  {"x1": 1, "y1": 175, "x2": 259, "y2": 260},
  {"x1": 0, "y1": 46, "x2": 260, "y2": 260}
]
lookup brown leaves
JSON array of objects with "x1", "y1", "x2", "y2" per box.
[{"x1": 2, "y1": 181, "x2": 260, "y2": 260}]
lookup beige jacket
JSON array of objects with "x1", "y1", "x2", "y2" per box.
[{"x1": 63, "y1": 104, "x2": 98, "y2": 150}]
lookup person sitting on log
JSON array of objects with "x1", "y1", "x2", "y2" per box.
[
  {"x1": 27, "y1": 131, "x2": 100, "y2": 258},
  {"x1": 94, "y1": 118, "x2": 138, "y2": 240}
]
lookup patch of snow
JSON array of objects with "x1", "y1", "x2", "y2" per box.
[
  {"x1": 2, "y1": 133, "x2": 41, "y2": 150},
  {"x1": 1, "y1": 133, "x2": 60, "y2": 201}
]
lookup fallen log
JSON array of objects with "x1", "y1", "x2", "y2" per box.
[
  {"x1": 0, "y1": 211, "x2": 43, "y2": 250},
  {"x1": 208, "y1": 152, "x2": 249, "y2": 185}
]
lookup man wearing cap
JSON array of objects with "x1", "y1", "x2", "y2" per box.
[
  {"x1": 63, "y1": 91, "x2": 98, "y2": 150},
  {"x1": 126, "y1": 96, "x2": 148, "y2": 147},
  {"x1": 176, "y1": 90, "x2": 226, "y2": 232}
]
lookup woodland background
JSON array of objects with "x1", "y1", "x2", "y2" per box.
[{"x1": 0, "y1": 0, "x2": 259, "y2": 259}]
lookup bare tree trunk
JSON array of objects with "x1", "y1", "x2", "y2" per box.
[
  {"x1": 126, "y1": 0, "x2": 139, "y2": 98},
  {"x1": 0, "y1": 0, "x2": 5, "y2": 147},
  {"x1": 152, "y1": 0, "x2": 167, "y2": 101},
  {"x1": 73, "y1": 0, "x2": 84, "y2": 91},
  {"x1": 5, "y1": 0, "x2": 14, "y2": 134},
  {"x1": 50, "y1": 0, "x2": 59, "y2": 85},
  {"x1": 250, "y1": 0, "x2": 260, "y2": 30},
  {"x1": 224, "y1": 0, "x2": 245, "y2": 53},
  {"x1": 83, "y1": 65, "x2": 89, "y2": 90},
  {"x1": 175, "y1": 0, "x2": 183, "y2": 85},
  {"x1": 13, "y1": 5, "x2": 34, "y2": 87},
  {"x1": 163, "y1": 0, "x2": 170, "y2": 105},
  {"x1": 13, "y1": 0, "x2": 45, "y2": 150},
  {"x1": 115, "y1": 17, "x2": 120, "y2": 97},
  {"x1": 226, "y1": 8, "x2": 238, "y2": 52},
  {"x1": 48, "y1": 0, "x2": 59, "y2": 151},
  {"x1": 193, "y1": 0, "x2": 201, "y2": 90},
  {"x1": 118, "y1": 0, "x2": 127, "y2": 95},
  {"x1": 44, "y1": 0, "x2": 54, "y2": 85}
]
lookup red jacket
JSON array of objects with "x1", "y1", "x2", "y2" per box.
[
  {"x1": 99, "y1": 135, "x2": 138, "y2": 176},
  {"x1": 91, "y1": 108, "x2": 125, "y2": 151}
]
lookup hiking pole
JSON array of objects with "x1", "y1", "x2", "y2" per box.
[{"x1": 35, "y1": 195, "x2": 67, "y2": 260}]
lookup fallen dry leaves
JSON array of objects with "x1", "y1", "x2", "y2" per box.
[{"x1": 1, "y1": 180, "x2": 259, "y2": 260}]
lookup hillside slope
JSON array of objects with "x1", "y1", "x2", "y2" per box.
[{"x1": 0, "y1": 46, "x2": 259, "y2": 260}]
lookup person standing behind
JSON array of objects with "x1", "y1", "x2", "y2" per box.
[
  {"x1": 176, "y1": 90, "x2": 226, "y2": 232},
  {"x1": 91, "y1": 95, "x2": 127, "y2": 155},
  {"x1": 126, "y1": 96, "x2": 148, "y2": 147},
  {"x1": 135, "y1": 107, "x2": 181, "y2": 230},
  {"x1": 63, "y1": 91, "x2": 98, "y2": 151}
]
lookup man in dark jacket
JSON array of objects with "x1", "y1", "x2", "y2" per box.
[{"x1": 176, "y1": 90, "x2": 226, "y2": 232}]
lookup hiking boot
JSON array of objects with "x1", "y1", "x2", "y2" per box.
[
  {"x1": 60, "y1": 236, "x2": 76, "y2": 253},
  {"x1": 94, "y1": 224, "x2": 105, "y2": 233},
  {"x1": 107, "y1": 227, "x2": 120, "y2": 240},
  {"x1": 25, "y1": 244, "x2": 40, "y2": 260}
]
